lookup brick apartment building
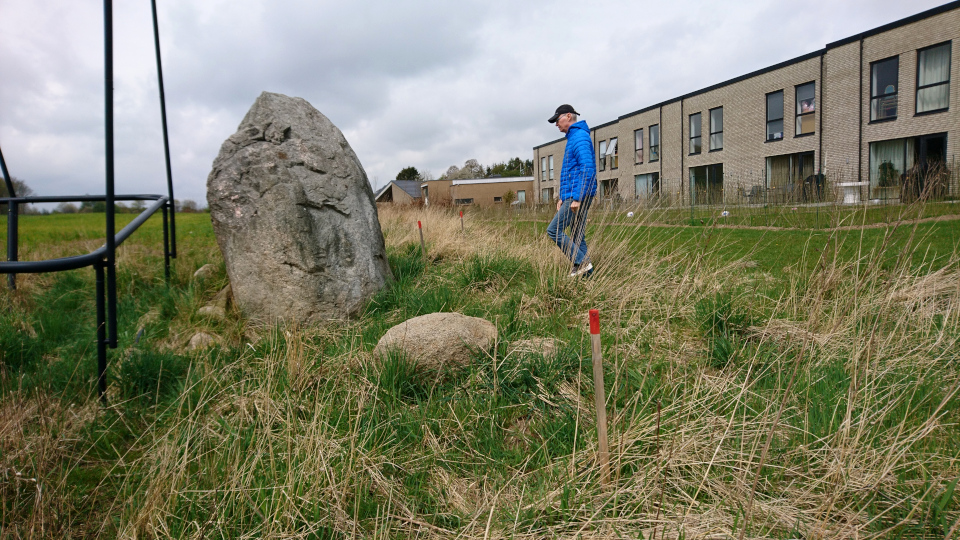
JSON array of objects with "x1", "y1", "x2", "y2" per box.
[{"x1": 533, "y1": 2, "x2": 959, "y2": 205}]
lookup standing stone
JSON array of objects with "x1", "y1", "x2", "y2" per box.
[{"x1": 207, "y1": 92, "x2": 392, "y2": 323}]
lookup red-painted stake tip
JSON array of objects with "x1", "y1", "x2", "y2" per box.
[
  {"x1": 460, "y1": 210, "x2": 463, "y2": 217},
  {"x1": 418, "y1": 220, "x2": 422, "y2": 228},
  {"x1": 589, "y1": 309, "x2": 600, "y2": 335}
]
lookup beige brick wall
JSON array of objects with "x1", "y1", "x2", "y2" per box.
[
  {"x1": 661, "y1": 101, "x2": 683, "y2": 202},
  {"x1": 680, "y1": 56, "x2": 822, "y2": 203},
  {"x1": 533, "y1": 140, "x2": 565, "y2": 203},
  {"x1": 618, "y1": 108, "x2": 663, "y2": 201},
  {"x1": 423, "y1": 178, "x2": 533, "y2": 206},
  {"x1": 822, "y1": 41, "x2": 861, "y2": 182},
  {"x1": 451, "y1": 181, "x2": 533, "y2": 206}
]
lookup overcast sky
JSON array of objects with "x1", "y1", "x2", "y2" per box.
[{"x1": 0, "y1": 0, "x2": 948, "y2": 207}]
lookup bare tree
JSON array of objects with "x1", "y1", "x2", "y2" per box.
[
  {"x1": 55, "y1": 202, "x2": 79, "y2": 214},
  {"x1": 441, "y1": 165, "x2": 460, "y2": 180},
  {"x1": 1, "y1": 176, "x2": 35, "y2": 213}
]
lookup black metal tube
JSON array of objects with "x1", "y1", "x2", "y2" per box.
[
  {"x1": 0, "y1": 194, "x2": 164, "y2": 204},
  {"x1": 1, "y1": 145, "x2": 16, "y2": 289},
  {"x1": 104, "y1": 0, "x2": 117, "y2": 348},
  {"x1": 151, "y1": 0, "x2": 176, "y2": 260},
  {"x1": 0, "y1": 196, "x2": 167, "y2": 274},
  {"x1": 0, "y1": 145, "x2": 14, "y2": 199},
  {"x1": 161, "y1": 204, "x2": 170, "y2": 282},
  {"x1": 7, "y1": 202, "x2": 17, "y2": 290},
  {"x1": 95, "y1": 262, "x2": 107, "y2": 402}
]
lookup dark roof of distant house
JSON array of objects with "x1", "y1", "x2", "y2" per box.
[
  {"x1": 375, "y1": 180, "x2": 423, "y2": 202},
  {"x1": 393, "y1": 180, "x2": 423, "y2": 199}
]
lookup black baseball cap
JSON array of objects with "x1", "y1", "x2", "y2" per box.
[{"x1": 548, "y1": 104, "x2": 579, "y2": 123}]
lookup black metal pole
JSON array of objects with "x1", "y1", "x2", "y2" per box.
[
  {"x1": 1, "y1": 146, "x2": 16, "y2": 290},
  {"x1": 161, "y1": 204, "x2": 170, "y2": 283},
  {"x1": 95, "y1": 261, "x2": 108, "y2": 402},
  {"x1": 104, "y1": 0, "x2": 118, "y2": 347},
  {"x1": 0, "y1": 145, "x2": 14, "y2": 198},
  {"x1": 6, "y1": 204, "x2": 17, "y2": 290},
  {"x1": 151, "y1": 0, "x2": 176, "y2": 259}
]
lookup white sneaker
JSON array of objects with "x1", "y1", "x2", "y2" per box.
[{"x1": 569, "y1": 262, "x2": 593, "y2": 278}]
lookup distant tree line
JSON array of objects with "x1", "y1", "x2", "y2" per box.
[
  {"x1": 393, "y1": 157, "x2": 533, "y2": 183},
  {"x1": 438, "y1": 157, "x2": 533, "y2": 180},
  {"x1": 1, "y1": 177, "x2": 205, "y2": 214}
]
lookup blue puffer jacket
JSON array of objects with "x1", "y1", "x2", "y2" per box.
[{"x1": 559, "y1": 120, "x2": 597, "y2": 201}]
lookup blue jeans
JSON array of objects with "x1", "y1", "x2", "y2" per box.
[{"x1": 546, "y1": 198, "x2": 592, "y2": 266}]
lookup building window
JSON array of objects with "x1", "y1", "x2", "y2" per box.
[
  {"x1": 541, "y1": 157, "x2": 547, "y2": 181},
  {"x1": 689, "y1": 113, "x2": 702, "y2": 154},
  {"x1": 649, "y1": 125, "x2": 660, "y2": 162},
  {"x1": 766, "y1": 90, "x2": 784, "y2": 141},
  {"x1": 494, "y1": 196, "x2": 503, "y2": 202},
  {"x1": 454, "y1": 198, "x2": 474, "y2": 205},
  {"x1": 869, "y1": 138, "x2": 914, "y2": 200},
  {"x1": 709, "y1": 107, "x2": 723, "y2": 151},
  {"x1": 634, "y1": 128, "x2": 644, "y2": 163},
  {"x1": 766, "y1": 152, "x2": 819, "y2": 202},
  {"x1": 598, "y1": 140, "x2": 607, "y2": 171},
  {"x1": 608, "y1": 137, "x2": 618, "y2": 169},
  {"x1": 541, "y1": 187, "x2": 554, "y2": 202},
  {"x1": 871, "y1": 56, "x2": 899, "y2": 121},
  {"x1": 689, "y1": 163, "x2": 723, "y2": 205},
  {"x1": 548, "y1": 155, "x2": 554, "y2": 180},
  {"x1": 795, "y1": 82, "x2": 815, "y2": 135},
  {"x1": 517, "y1": 190, "x2": 525, "y2": 204},
  {"x1": 916, "y1": 42, "x2": 951, "y2": 114},
  {"x1": 600, "y1": 178, "x2": 619, "y2": 200},
  {"x1": 635, "y1": 172, "x2": 660, "y2": 200}
]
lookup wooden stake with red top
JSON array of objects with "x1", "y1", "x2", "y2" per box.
[
  {"x1": 460, "y1": 210, "x2": 464, "y2": 232},
  {"x1": 590, "y1": 309, "x2": 610, "y2": 485},
  {"x1": 418, "y1": 220, "x2": 426, "y2": 263}
]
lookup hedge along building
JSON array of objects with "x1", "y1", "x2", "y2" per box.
[
  {"x1": 533, "y1": 1, "x2": 960, "y2": 205},
  {"x1": 420, "y1": 177, "x2": 533, "y2": 207}
]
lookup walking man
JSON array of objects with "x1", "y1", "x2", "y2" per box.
[{"x1": 546, "y1": 104, "x2": 597, "y2": 277}]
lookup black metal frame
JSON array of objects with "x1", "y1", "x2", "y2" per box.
[{"x1": 0, "y1": 0, "x2": 177, "y2": 402}]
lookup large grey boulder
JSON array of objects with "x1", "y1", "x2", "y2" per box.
[
  {"x1": 374, "y1": 312, "x2": 498, "y2": 369},
  {"x1": 207, "y1": 92, "x2": 392, "y2": 323}
]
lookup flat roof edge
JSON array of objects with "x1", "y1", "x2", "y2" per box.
[
  {"x1": 620, "y1": 49, "x2": 825, "y2": 121},
  {"x1": 533, "y1": 136, "x2": 566, "y2": 150},
  {"x1": 826, "y1": 0, "x2": 960, "y2": 49}
]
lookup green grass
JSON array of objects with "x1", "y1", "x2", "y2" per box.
[{"x1": 1, "y1": 208, "x2": 959, "y2": 539}]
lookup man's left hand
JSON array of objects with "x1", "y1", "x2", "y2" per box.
[{"x1": 570, "y1": 200, "x2": 580, "y2": 210}]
